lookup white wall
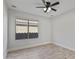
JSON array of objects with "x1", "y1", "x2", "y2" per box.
[
  {"x1": 8, "y1": 8, "x2": 75, "y2": 51},
  {"x1": 51, "y1": 9, "x2": 75, "y2": 50},
  {"x1": 8, "y1": 9, "x2": 51, "y2": 51},
  {"x1": 3, "y1": 1, "x2": 8, "y2": 59}
]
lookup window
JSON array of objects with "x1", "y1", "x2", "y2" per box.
[
  {"x1": 29, "y1": 20, "x2": 38, "y2": 38},
  {"x1": 16, "y1": 18, "x2": 38, "y2": 40}
]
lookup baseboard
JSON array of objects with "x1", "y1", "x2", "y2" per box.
[
  {"x1": 8, "y1": 41, "x2": 75, "y2": 52},
  {"x1": 8, "y1": 42, "x2": 52, "y2": 52},
  {"x1": 52, "y1": 42, "x2": 75, "y2": 51}
]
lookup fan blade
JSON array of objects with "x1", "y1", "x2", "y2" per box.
[
  {"x1": 42, "y1": 0, "x2": 46, "y2": 5},
  {"x1": 51, "y1": 8, "x2": 56, "y2": 11},
  {"x1": 51, "y1": 2, "x2": 59, "y2": 6},
  {"x1": 36, "y1": 6, "x2": 45, "y2": 8}
]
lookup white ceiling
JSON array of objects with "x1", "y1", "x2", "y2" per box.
[{"x1": 6, "y1": 0, "x2": 75, "y2": 18}]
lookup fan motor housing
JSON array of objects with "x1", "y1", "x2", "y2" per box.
[{"x1": 46, "y1": 2, "x2": 50, "y2": 7}]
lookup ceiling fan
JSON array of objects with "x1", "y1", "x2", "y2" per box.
[{"x1": 36, "y1": 0, "x2": 60, "y2": 13}]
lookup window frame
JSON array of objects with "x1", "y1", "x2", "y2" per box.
[{"x1": 15, "y1": 18, "x2": 39, "y2": 40}]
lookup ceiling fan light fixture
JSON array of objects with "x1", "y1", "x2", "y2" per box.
[
  {"x1": 36, "y1": 0, "x2": 59, "y2": 13},
  {"x1": 43, "y1": 8, "x2": 47, "y2": 11},
  {"x1": 47, "y1": 7, "x2": 51, "y2": 12},
  {"x1": 43, "y1": 7, "x2": 51, "y2": 12}
]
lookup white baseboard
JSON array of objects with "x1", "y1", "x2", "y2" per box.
[
  {"x1": 52, "y1": 42, "x2": 75, "y2": 51},
  {"x1": 8, "y1": 41, "x2": 75, "y2": 52},
  {"x1": 8, "y1": 42, "x2": 52, "y2": 52}
]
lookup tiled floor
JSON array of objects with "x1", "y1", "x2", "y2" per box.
[{"x1": 7, "y1": 44, "x2": 75, "y2": 59}]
